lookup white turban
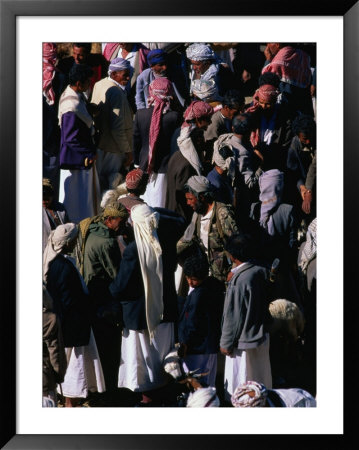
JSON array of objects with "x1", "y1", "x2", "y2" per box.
[
  {"x1": 131, "y1": 204, "x2": 163, "y2": 343},
  {"x1": 186, "y1": 387, "x2": 220, "y2": 407},
  {"x1": 43, "y1": 223, "x2": 78, "y2": 282},
  {"x1": 186, "y1": 43, "x2": 215, "y2": 61}
]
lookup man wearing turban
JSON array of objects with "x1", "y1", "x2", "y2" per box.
[
  {"x1": 186, "y1": 43, "x2": 236, "y2": 100},
  {"x1": 135, "y1": 49, "x2": 188, "y2": 110},
  {"x1": 90, "y1": 57, "x2": 134, "y2": 194}
]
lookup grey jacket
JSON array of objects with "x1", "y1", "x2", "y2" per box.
[{"x1": 220, "y1": 262, "x2": 271, "y2": 350}]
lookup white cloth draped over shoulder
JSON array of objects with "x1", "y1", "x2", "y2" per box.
[
  {"x1": 131, "y1": 204, "x2": 163, "y2": 342},
  {"x1": 177, "y1": 126, "x2": 203, "y2": 176}
]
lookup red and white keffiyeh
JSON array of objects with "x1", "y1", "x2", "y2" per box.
[
  {"x1": 43, "y1": 43, "x2": 57, "y2": 106},
  {"x1": 147, "y1": 77, "x2": 174, "y2": 173},
  {"x1": 262, "y1": 46, "x2": 312, "y2": 89}
]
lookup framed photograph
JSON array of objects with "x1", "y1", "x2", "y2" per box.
[{"x1": 1, "y1": 0, "x2": 356, "y2": 448}]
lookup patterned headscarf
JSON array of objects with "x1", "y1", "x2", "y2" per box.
[
  {"x1": 126, "y1": 168, "x2": 146, "y2": 190},
  {"x1": 108, "y1": 57, "x2": 131, "y2": 75},
  {"x1": 147, "y1": 49, "x2": 167, "y2": 66},
  {"x1": 183, "y1": 100, "x2": 213, "y2": 126},
  {"x1": 103, "y1": 201, "x2": 129, "y2": 219},
  {"x1": 262, "y1": 46, "x2": 312, "y2": 89},
  {"x1": 231, "y1": 381, "x2": 268, "y2": 407},
  {"x1": 43, "y1": 223, "x2": 78, "y2": 282},
  {"x1": 147, "y1": 78, "x2": 174, "y2": 174},
  {"x1": 43, "y1": 43, "x2": 57, "y2": 105},
  {"x1": 186, "y1": 43, "x2": 215, "y2": 62}
]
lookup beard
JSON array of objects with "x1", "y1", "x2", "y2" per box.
[{"x1": 194, "y1": 198, "x2": 208, "y2": 215}]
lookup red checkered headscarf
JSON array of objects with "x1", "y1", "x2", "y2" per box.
[
  {"x1": 147, "y1": 78, "x2": 174, "y2": 174},
  {"x1": 43, "y1": 43, "x2": 57, "y2": 105},
  {"x1": 262, "y1": 46, "x2": 312, "y2": 89},
  {"x1": 183, "y1": 100, "x2": 214, "y2": 126}
]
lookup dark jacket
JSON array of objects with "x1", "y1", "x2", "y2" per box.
[
  {"x1": 46, "y1": 255, "x2": 91, "y2": 348},
  {"x1": 165, "y1": 150, "x2": 197, "y2": 223},
  {"x1": 133, "y1": 107, "x2": 181, "y2": 173},
  {"x1": 59, "y1": 112, "x2": 96, "y2": 170},
  {"x1": 178, "y1": 276, "x2": 225, "y2": 355},
  {"x1": 109, "y1": 208, "x2": 186, "y2": 330}
]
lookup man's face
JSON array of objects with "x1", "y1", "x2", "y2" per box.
[
  {"x1": 112, "y1": 69, "x2": 131, "y2": 86},
  {"x1": 77, "y1": 77, "x2": 92, "y2": 93},
  {"x1": 73, "y1": 46, "x2": 88, "y2": 65},
  {"x1": 298, "y1": 132, "x2": 314, "y2": 149},
  {"x1": 186, "y1": 276, "x2": 204, "y2": 289},
  {"x1": 190, "y1": 59, "x2": 211, "y2": 75},
  {"x1": 118, "y1": 43, "x2": 133, "y2": 52},
  {"x1": 195, "y1": 116, "x2": 212, "y2": 130},
  {"x1": 185, "y1": 192, "x2": 207, "y2": 214},
  {"x1": 222, "y1": 105, "x2": 240, "y2": 120},
  {"x1": 258, "y1": 98, "x2": 275, "y2": 114},
  {"x1": 106, "y1": 217, "x2": 125, "y2": 232},
  {"x1": 151, "y1": 63, "x2": 167, "y2": 76},
  {"x1": 42, "y1": 193, "x2": 53, "y2": 209}
]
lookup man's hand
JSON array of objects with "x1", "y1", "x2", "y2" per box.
[
  {"x1": 302, "y1": 190, "x2": 312, "y2": 214},
  {"x1": 220, "y1": 347, "x2": 233, "y2": 357}
]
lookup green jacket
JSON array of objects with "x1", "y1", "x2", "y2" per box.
[
  {"x1": 177, "y1": 202, "x2": 238, "y2": 282},
  {"x1": 83, "y1": 221, "x2": 121, "y2": 287}
]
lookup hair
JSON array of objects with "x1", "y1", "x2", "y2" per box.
[
  {"x1": 292, "y1": 114, "x2": 316, "y2": 136},
  {"x1": 69, "y1": 64, "x2": 93, "y2": 85},
  {"x1": 222, "y1": 89, "x2": 245, "y2": 110},
  {"x1": 258, "y1": 72, "x2": 281, "y2": 88},
  {"x1": 183, "y1": 184, "x2": 215, "y2": 203},
  {"x1": 232, "y1": 113, "x2": 252, "y2": 135},
  {"x1": 183, "y1": 254, "x2": 209, "y2": 280},
  {"x1": 73, "y1": 43, "x2": 92, "y2": 52},
  {"x1": 225, "y1": 232, "x2": 256, "y2": 262}
]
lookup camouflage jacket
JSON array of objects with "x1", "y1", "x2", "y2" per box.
[{"x1": 177, "y1": 202, "x2": 238, "y2": 282}]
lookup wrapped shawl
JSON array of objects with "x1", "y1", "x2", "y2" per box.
[
  {"x1": 262, "y1": 46, "x2": 312, "y2": 89},
  {"x1": 259, "y1": 169, "x2": 284, "y2": 234},
  {"x1": 43, "y1": 223, "x2": 78, "y2": 282},
  {"x1": 131, "y1": 204, "x2": 163, "y2": 342}
]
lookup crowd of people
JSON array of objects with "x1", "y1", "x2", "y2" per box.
[{"x1": 42, "y1": 42, "x2": 317, "y2": 408}]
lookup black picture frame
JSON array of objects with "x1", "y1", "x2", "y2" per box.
[{"x1": 1, "y1": 0, "x2": 357, "y2": 448}]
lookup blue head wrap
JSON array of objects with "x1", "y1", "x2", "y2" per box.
[{"x1": 147, "y1": 49, "x2": 167, "y2": 67}]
